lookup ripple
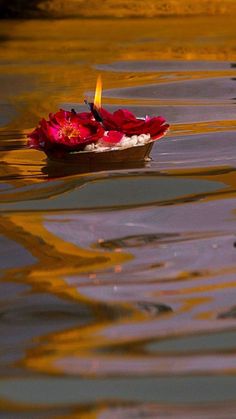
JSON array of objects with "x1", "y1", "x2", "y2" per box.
[
  {"x1": 1, "y1": 16, "x2": 236, "y2": 414},
  {"x1": 0, "y1": 174, "x2": 226, "y2": 212},
  {"x1": 103, "y1": 77, "x2": 236, "y2": 101},
  {"x1": 96, "y1": 60, "x2": 234, "y2": 73}
]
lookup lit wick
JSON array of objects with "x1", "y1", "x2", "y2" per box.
[
  {"x1": 84, "y1": 75, "x2": 103, "y2": 123},
  {"x1": 84, "y1": 99, "x2": 103, "y2": 123}
]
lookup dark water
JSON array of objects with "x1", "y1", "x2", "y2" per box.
[{"x1": 1, "y1": 17, "x2": 236, "y2": 418}]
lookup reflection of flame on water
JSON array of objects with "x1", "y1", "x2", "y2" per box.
[{"x1": 94, "y1": 75, "x2": 102, "y2": 110}]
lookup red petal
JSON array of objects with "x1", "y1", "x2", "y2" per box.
[
  {"x1": 143, "y1": 117, "x2": 167, "y2": 136},
  {"x1": 151, "y1": 124, "x2": 170, "y2": 140},
  {"x1": 112, "y1": 109, "x2": 137, "y2": 125},
  {"x1": 101, "y1": 131, "x2": 123, "y2": 144},
  {"x1": 99, "y1": 108, "x2": 120, "y2": 130}
]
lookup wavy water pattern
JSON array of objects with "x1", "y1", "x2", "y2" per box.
[{"x1": 0, "y1": 16, "x2": 236, "y2": 418}]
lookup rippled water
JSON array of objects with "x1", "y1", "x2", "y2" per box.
[{"x1": 1, "y1": 17, "x2": 236, "y2": 418}]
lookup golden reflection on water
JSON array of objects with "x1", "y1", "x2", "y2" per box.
[
  {"x1": 0, "y1": 16, "x2": 235, "y2": 131},
  {"x1": 0, "y1": 213, "x2": 131, "y2": 299},
  {"x1": 1, "y1": 14, "x2": 236, "y2": 416}
]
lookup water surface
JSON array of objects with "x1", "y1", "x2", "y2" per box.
[{"x1": 1, "y1": 16, "x2": 236, "y2": 418}]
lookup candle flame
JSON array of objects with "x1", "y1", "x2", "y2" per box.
[{"x1": 94, "y1": 75, "x2": 102, "y2": 109}]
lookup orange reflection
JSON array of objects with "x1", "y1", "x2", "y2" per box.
[
  {"x1": 39, "y1": 0, "x2": 236, "y2": 18},
  {"x1": 0, "y1": 213, "x2": 132, "y2": 303}
]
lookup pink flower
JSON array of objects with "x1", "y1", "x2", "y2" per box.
[
  {"x1": 28, "y1": 109, "x2": 104, "y2": 152},
  {"x1": 99, "y1": 108, "x2": 169, "y2": 139}
]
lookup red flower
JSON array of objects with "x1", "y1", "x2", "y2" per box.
[
  {"x1": 28, "y1": 109, "x2": 104, "y2": 152},
  {"x1": 28, "y1": 106, "x2": 170, "y2": 158},
  {"x1": 101, "y1": 130, "x2": 123, "y2": 145},
  {"x1": 99, "y1": 108, "x2": 169, "y2": 139}
]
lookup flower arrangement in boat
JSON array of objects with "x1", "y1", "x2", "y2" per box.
[{"x1": 28, "y1": 76, "x2": 169, "y2": 162}]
